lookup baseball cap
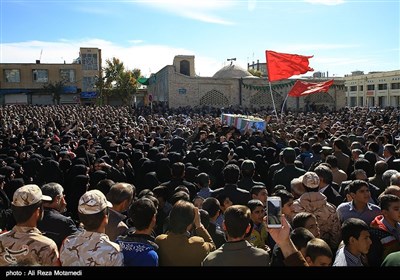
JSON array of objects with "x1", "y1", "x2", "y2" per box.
[
  {"x1": 300, "y1": 172, "x2": 320, "y2": 189},
  {"x1": 241, "y1": 159, "x2": 255, "y2": 171},
  {"x1": 78, "y1": 190, "x2": 112, "y2": 215},
  {"x1": 12, "y1": 184, "x2": 52, "y2": 207}
]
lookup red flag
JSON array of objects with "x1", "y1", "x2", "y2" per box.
[
  {"x1": 266, "y1": 50, "x2": 314, "y2": 82},
  {"x1": 288, "y1": 80, "x2": 334, "y2": 97}
]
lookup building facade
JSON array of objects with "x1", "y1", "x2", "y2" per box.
[
  {"x1": 2, "y1": 49, "x2": 355, "y2": 111},
  {"x1": 344, "y1": 70, "x2": 400, "y2": 107},
  {"x1": 0, "y1": 48, "x2": 102, "y2": 105},
  {"x1": 147, "y1": 55, "x2": 346, "y2": 111}
]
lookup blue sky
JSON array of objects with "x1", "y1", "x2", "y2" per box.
[{"x1": 1, "y1": 0, "x2": 399, "y2": 78}]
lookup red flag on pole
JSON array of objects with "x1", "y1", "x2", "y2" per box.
[
  {"x1": 266, "y1": 50, "x2": 314, "y2": 82},
  {"x1": 288, "y1": 80, "x2": 334, "y2": 97}
]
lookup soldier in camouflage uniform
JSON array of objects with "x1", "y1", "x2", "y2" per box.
[
  {"x1": 60, "y1": 190, "x2": 123, "y2": 266},
  {"x1": 0, "y1": 184, "x2": 60, "y2": 266}
]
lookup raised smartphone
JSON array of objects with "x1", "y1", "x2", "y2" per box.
[{"x1": 267, "y1": 196, "x2": 282, "y2": 228}]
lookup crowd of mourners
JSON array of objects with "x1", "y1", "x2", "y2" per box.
[{"x1": 1, "y1": 104, "x2": 400, "y2": 267}]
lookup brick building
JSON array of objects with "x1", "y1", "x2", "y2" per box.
[{"x1": 0, "y1": 48, "x2": 101, "y2": 105}]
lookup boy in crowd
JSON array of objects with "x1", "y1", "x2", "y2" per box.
[
  {"x1": 250, "y1": 185, "x2": 268, "y2": 206},
  {"x1": 368, "y1": 194, "x2": 400, "y2": 266},
  {"x1": 336, "y1": 179, "x2": 381, "y2": 226},
  {"x1": 304, "y1": 238, "x2": 333, "y2": 266},
  {"x1": 247, "y1": 199, "x2": 269, "y2": 251},
  {"x1": 333, "y1": 218, "x2": 372, "y2": 266},
  {"x1": 117, "y1": 197, "x2": 159, "y2": 266},
  {"x1": 292, "y1": 212, "x2": 320, "y2": 238}
]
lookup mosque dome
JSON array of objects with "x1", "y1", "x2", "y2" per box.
[{"x1": 213, "y1": 64, "x2": 257, "y2": 79}]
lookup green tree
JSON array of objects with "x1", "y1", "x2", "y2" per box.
[
  {"x1": 94, "y1": 74, "x2": 107, "y2": 106},
  {"x1": 129, "y1": 68, "x2": 141, "y2": 105},
  {"x1": 116, "y1": 70, "x2": 140, "y2": 105},
  {"x1": 43, "y1": 80, "x2": 65, "y2": 105},
  {"x1": 100, "y1": 57, "x2": 141, "y2": 105}
]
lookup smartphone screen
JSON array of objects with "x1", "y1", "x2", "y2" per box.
[{"x1": 267, "y1": 196, "x2": 282, "y2": 228}]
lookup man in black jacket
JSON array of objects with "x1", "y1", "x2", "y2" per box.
[
  {"x1": 314, "y1": 165, "x2": 343, "y2": 207},
  {"x1": 37, "y1": 182, "x2": 81, "y2": 248},
  {"x1": 0, "y1": 174, "x2": 14, "y2": 231}
]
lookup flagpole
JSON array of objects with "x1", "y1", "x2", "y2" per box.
[
  {"x1": 268, "y1": 81, "x2": 279, "y2": 122},
  {"x1": 280, "y1": 92, "x2": 289, "y2": 119}
]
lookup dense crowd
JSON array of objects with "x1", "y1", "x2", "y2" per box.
[{"x1": 1, "y1": 104, "x2": 400, "y2": 267}]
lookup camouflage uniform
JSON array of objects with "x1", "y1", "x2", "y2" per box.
[
  {"x1": 60, "y1": 190, "x2": 123, "y2": 266},
  {"x1": 0, "y1": 184, "x2": 59, "y2": 266},
  {"x1": 0, "y1": 226, "x2": 59, "y2": 266},
  {"x1": 60, "y1": 231, "x2": 123, "y2": 266}
]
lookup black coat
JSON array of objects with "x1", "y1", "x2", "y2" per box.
[
  {"x1": 37, "y1": 208, "x2": 81, "y2": 249},
  {"x1": 321, "y1": 185, "x2": 343, "y2": 207}
]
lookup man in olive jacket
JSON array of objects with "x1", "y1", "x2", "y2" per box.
[
  {"x1": 155, "y1": 200, "x2": 215, "y2": 266},
  {"x1": 202, "y1": 205, "x2": 307, "y2": 266}
]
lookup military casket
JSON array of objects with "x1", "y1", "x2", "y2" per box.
[{"x1": 221, "y1": 113, "x2": 266, "y2": 132}]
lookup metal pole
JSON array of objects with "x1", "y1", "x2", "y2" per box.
[
  {"x1": 280, "y1": 93, "x2": 289, "y2": 119},
  {"x1": 239, "y1": 78, "x2": 243, "y2": 106},
  {"x1": 268, "y1": 82, "x2": 279, "y2": 122}
]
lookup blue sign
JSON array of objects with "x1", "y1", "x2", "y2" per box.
[
  {"x1": 178, "y1": 88, "x2": 187, "y2": 94},
  {"x1": 80, "y1": 91, "x2": 97, "y2": 98},
  {"x1": 0, "y1": 89, "x2": 28, "y2": 94},
  {"x1": 63, "y1": 86, "x2": 78, "y2": 93}
]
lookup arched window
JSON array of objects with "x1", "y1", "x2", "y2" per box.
[
  {"x1": 200, "y1": 90, "x2": 229, "y2": 106},
  {"x1": 180, "y1": 60, "x2": 190, "y2": 76}
]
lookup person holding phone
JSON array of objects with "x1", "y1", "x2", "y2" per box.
[
  {"x1": 265, "y1": 196, "x2": 283, "y2": 250},
  {"x1": 267, "y1": 196, "x2": 282, "y2": 228}
]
